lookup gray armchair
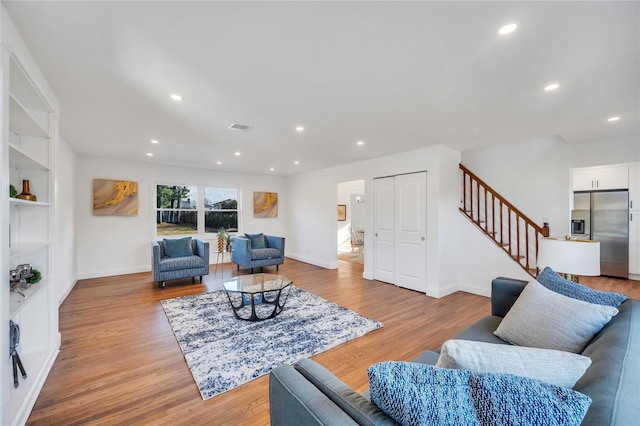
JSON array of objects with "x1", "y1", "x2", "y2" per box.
[
  {"x1": 152, "y1": 238, "x2": 209, "y2": 288},
  {"x1": 231, "y1": 234, "x2": 285, "y2": 273}
]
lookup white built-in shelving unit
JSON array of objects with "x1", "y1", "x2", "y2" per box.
[{"x1": 1, "y1": 7, "x2": 60, "y2": 425}]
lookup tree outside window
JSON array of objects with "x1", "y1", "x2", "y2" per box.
[{"x1": 156, "y1": 185, "x2": 198, "y2": 235}]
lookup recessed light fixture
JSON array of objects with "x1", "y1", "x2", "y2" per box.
[
  {"x1": 170, "y1": 94, "x2": 183, "y2": 101},
  {"x1": 357, "y1": 140, "x2": 365, "y2": 146},
  {"x1": 544, "y1": 83, "x2": 560, "y2": 91},
  {"x1": 295, "y1": 126, "x2": 304, "y2": 132},
  {"x1": 499, "y1": 23, "x2": 518, "y2": 35},
  {"x1": 216, "y1": 161, "x2": 222, "y2": 165},
  {"x1": 146, "y1": 153, "x2": 153, "y2": 157},
  {"x1": 294, "y1": 161, "x2": 300, "y2": 165},
  {"x1": 234, "y1": 152, "x2": 241, "y2": 156},
  {"x1": 269, "y1": 168, "x2": 275, "y2": 172},
  {"x1": 607, "y1": 116, "x2": 621, "y2": 122},
  {"x1": 151, "y1": 139, "x2": 159, "y2": 144}
]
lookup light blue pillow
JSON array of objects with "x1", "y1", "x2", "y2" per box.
[
  {"x1": 245, "y1": 233, "x2": 266, "y2": 249},
  {"x1": 537, "y1": 266, "x2": 626, "y2": 307},
  {"x1": 368, "y1": 362, "x2": 592, "y2": 426},
  {"x1": 163, "y1": 237, "x2": 193, "y2": 258}
]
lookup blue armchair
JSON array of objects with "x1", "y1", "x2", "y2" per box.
[
  {"x1": 232, "y1": 234, "x2": 285, "y2": 273},
  {"x1": 152, "y1": 238, "x2": 209, "y2": 288}
]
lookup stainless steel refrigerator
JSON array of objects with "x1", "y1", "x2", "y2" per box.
[{"x1": 571, "y1": 190, "x2": 629, "y2": 278}]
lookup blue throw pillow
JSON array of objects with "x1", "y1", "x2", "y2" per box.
[
  {"x1": 245, "y1": 233, "x2": 266, "y2": 249},
  {"x1": 368, "y1": 362, "x2": 591, "y2": 426},
  {"x1": 163, "y1": 237, "x2": 193, "y2": 258},
  {"x1": 537, "y1": 266, "x2": 627, "y2": 307}
]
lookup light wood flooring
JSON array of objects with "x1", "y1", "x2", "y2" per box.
[{"x1": 27, "y1": 259, "x2": 639, "y2": 425}]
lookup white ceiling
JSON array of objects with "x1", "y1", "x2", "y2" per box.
[{"x1": 3, "y1": 1, "x2": 639, "y2": 176}]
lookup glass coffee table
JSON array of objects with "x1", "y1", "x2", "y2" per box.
[{"x1": 222, "y1": 273, "x2": 293, "y2": 321}]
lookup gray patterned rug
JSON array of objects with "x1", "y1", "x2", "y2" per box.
[{"x1": 161, "y1": 286, "x2": 383, "y2": 400}]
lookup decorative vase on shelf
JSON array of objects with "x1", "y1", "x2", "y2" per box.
[{"x1": 16, "y1": 179, "x2": 37, "y2": 201}]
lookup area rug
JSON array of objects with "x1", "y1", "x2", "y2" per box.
[{"x1": 161, "y1": 286, "x2": 383, "y2": 400}]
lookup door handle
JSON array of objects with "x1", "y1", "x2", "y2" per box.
[
  {"x1": 421, "y1": 237, "x2": 425, "y2": 241},
  {"x1": 375, "y1": 233, "x2": 378, "y2": 237}
]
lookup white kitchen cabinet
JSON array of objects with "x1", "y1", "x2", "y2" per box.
[
  {"x1": 573, "y1": 165, "x2": 628, "y2": 191},
  {"x1": 1, "y1": 8, "x2": 60, "y2": 426}
]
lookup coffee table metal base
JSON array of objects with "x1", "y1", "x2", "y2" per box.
[{"x1": 225, "y1": 283, "x2": 292, "y2": 321}]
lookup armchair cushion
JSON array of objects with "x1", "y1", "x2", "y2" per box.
[
  {"x1": 245, "y1": 233, "x2": 266, "y2": 249},
  {"x1": 251, "y1": 248, "x2": 282, "y2": 261},
  {"x1": 158, "y1": 255, "x2": 206, "y2": 272},
  {"x1": 164, "y1": 236, "x2": 193, "y2": 258}
]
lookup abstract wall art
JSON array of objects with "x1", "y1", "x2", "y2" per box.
[
  {"x1": 93, "y1": 179, "x2": 138, "y2": 216},
  {"x1": 337, "y1": 204, "x2": 346, "y2": 221},
  {"x1": 254, "y1": 192, "x2": 278, "y2": 218}
]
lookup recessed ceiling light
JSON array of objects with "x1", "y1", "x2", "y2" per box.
[
  {"x1": 151, "y1": 139, "x2": 159, "y2": 144},
  {"x1": 544, "y1": 83, "x2": 560, "y2": 91},
  {"x1": 216, "y1": 161, "x2": 222, "y2": 165},
  {"x1": 296, "y1": 126, "x2": 304, "y2": 132},
  {"x1": 146, "y1": 153, "x2": 153, "y2": 157},
  {"x1": 270, "y1": 168, "x2": 275, "y2": 172},
  {"x1": 499, "y1": 24, "x2": 518, "y2": 35},
  {"x1": 357, "y1": 141, "x2": 364, "y2": 146},
  {"x1": 234, "y1": 152, "x2": 241, "y2": 156},
  {"x1": 607, "y1": 116, "x2": 621, "y2": 122},
  {"x1": 170, "y1": 94, "x2": 183, "y2": 101},
  {"x1": 294, "y1": 161, "x2": 300, "y2": 165}
]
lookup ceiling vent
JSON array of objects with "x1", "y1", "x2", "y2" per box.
[{"x1": 229, "y1": 123, "x2": 252, "y2": 131}]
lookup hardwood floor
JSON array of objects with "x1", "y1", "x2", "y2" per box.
[{"x1": 27, "y1": 260, "x2": 639, "y2": 425}]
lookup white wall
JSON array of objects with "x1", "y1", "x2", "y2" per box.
[
  {"x1": 55, "y1": 137, "x2": 77, "y2": 303},
  {"x1": 458, "y1": 132, "x2": 640, "y2": 293},
  {"x1": 75, "y1": 156, "x2": 287, "y2": 279},
  {"x1": 285, "y1": 144, "x2": 462, "y2": 297}
]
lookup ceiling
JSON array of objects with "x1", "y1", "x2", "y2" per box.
[{"x1": 3, "y1": 1, "x2": 639, "y2": 176}]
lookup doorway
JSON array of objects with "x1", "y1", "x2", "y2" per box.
[
  {"x1": 373, "y1": 171, "x2": 427, "y2": 292},
  {"x1": 337, "y1": 180, "x2": 365, "y2": 266}
]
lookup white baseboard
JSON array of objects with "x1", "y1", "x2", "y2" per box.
[
  {"x1": 629, "y1": 273, "x2": 640, "y2": 282},
  {"x1": 457, "y1": 281, "x2": 491, "y2": 298},
  {"x1": 77, "y1": 266, "x2": 149, "y2": 280},
  {"x1": 286, "y1": 253, "x2": 338, "y2": 270}
]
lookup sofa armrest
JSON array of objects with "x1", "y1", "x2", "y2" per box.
[
  {"x1": 265, "y1": 235, "x2": 285, "y2": 254},
  {"x1": 231, "y1": 236, "x2": 251, "y2": 265},
  {"x1": 270, "y1": 363, "x2": 359, "y2": 426},
  {"x1": 152, "y1": 240, "x2": 162, "y2": 264},
  {"x1": 491, "y1": 277, "x2": 528, "y2": 317},
  {"x1": 293, "y1": 359, "x2": 397, "y2": 426},
  {"x1": 194, "y1": 239, "x2": 210, "y2": 264}
]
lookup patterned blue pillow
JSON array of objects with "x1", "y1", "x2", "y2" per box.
[
  {"x1": 163, "y1": 237, "x2": 193, "y2": 258},
  {"x1": 245, "y1": 233, "x2": 266, "y2": 249},
  {"x1": 537, "y1": 266, "x2": 627, "y2": 307},
  {"x1": 368, "y1": 362, "x2": 591, "y2": 426}
]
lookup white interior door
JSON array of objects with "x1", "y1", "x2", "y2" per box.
[
  {"x1": 395, "y1": 172, "x2": 427, "y2": 292},
  {"x1": 374, "y1": 177, "x2": 395, "y2": 283},
  {"x1": 373, "y1": 172, "x2": 427, "y2": 292}
]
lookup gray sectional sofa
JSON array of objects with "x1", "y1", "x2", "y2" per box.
[{"x1": 269, "y1": 277, "x2": 639, "y2": 425}]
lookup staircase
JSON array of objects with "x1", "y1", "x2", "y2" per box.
[{"x1": 459, "y1": 163, "x2": 549, "y2": 278}]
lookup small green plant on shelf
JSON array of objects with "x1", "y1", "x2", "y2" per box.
[
  {"x1": 27, "y1": 269, "x2": 42, "y2": 284},
  {"x1": 9, "y1": 184, "x2": 17, "y2": 198}
]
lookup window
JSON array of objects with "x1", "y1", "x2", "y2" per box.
[
  {"x1": 156, "y1": 185, "x2": 198, "y2": 235},
  {"x1": 156, "y1": 184, "x2": 239, "y2": 236},
  {"x1": 204, "y1": 187, "x2": 238, "y2": 232}
]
